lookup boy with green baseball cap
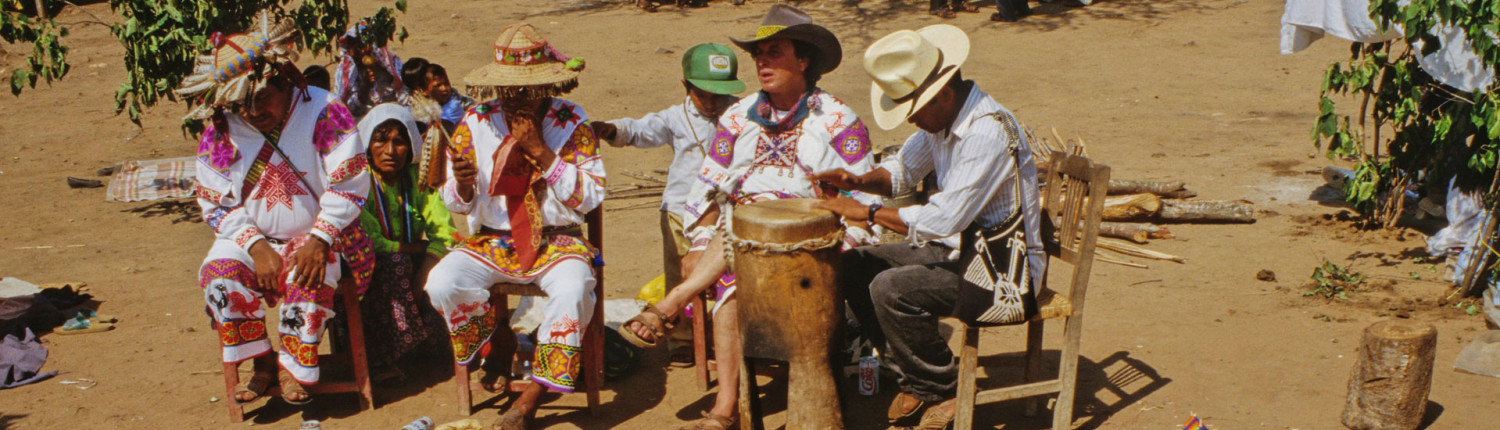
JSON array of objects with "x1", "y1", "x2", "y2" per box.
[{"x1": 591, "y1": 42, "x2": 743, "y2": 365}]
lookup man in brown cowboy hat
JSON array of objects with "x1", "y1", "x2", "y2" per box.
[
  {"x1": 618, "y1": 4, "x2": 881, "y2": 429},
  {"x1": 813, "y1": 25, "x2": 1046, "y2": 428},
  {"x1": 181, "y1": 10, "x2": 374, "y2": 407},
  {"x1": 422, "y1": 22, "x2": 604, "y2": 430}
]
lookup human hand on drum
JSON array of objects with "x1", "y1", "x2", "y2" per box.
[
  {"x1": 810, "y1": 169, "x2": 854, "y2": 198},
  {"x1": 814, "y1": 195, "x2": 869, "y2": 222}
]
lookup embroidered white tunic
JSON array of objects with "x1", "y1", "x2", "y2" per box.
[{"x1": 682, "y1": 89, "x2": 880, "y2": 249}]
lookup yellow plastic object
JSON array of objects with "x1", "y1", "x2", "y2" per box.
[{"x1": 635, "y1": 274, "x2": 666, "y2": 305}]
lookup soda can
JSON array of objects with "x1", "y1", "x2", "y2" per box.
[{"x1": 858, "y1": 355, "x2": 879, "y2": 396}]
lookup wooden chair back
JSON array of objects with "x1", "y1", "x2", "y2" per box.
[{"x1": 1041, "y1": 150, "x2": 1110, "y2": 308}]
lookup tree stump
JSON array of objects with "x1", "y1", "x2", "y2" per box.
[{"x1": 1341, "y1": 320, "x2": 1437, "y2": 430}]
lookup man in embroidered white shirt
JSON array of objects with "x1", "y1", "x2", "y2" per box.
[
  {"x1": 590, "y1": 42, "x2": 744, "y2": 363},
  {"x1": 814, "y1": 25, "x2": 1046, "y2": 428}
]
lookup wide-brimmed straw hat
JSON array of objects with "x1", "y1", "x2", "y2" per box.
[
  {"x1": 464, "y1": 22, "x2": 585, "y2": 100},
  {"x1": 730, "y1": 4, "x2": 841, "y2": 76},
  {"x1": 863, "y1": 24, "x2": 969, "y2": 130},
  {"x1": 174, "y1": 10, "x2": 299, "y2": 120}
]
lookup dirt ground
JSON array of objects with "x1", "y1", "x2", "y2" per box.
[{"x1": 3, "y1": 0, "x2": 1499, "y2": 428}]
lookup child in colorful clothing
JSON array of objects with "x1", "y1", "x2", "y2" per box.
[
  {"x1": 355, "y1": 103, "x2": 458, "y2": 384},
  {"x1": 423, "y1": 23, "x2": 603, "y2": 430},
  {"x1": 183, "y1": 11, "x2": 373, "y2": 407},
  {"x1": 402, "y1": 58, "x2": 476, "y2": 135}
]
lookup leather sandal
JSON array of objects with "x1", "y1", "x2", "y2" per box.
[
  {"x1": 679, "y1": 411, "x2": 736, "y2": 430},
  {"x1": 491, "y1": 407, "x2": 529, "y2": 430},
  {"x1": 915, "y1": 398, "x2": 957, "y2": 430},
  {"x1": 233, "y1": 370, "x2": 274, "y2": 404},
  {"x1": 616, "y1": 305, "x2": 675, "y2": 348},
  {"x1": 278, "y1": 369, "x2": 312, "y2": 406}
]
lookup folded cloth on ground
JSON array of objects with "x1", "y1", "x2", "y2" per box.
[
  {"x1": 0, "y1": 286, "x2": 93, "y2": 339},
  {"x1": 1, "y1": 328, "x2": 57, "y2": 389},
  {"x1": 106, "y1": 157, "x2": 197, "y2": 202}
]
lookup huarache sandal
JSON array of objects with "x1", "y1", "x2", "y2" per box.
[
  {"x1": 929, "y1": 8, "x2": 958, "y2": 19},
  {"x1": 953, "y1": 2, "x2": 982, "y2": 12},
  {"x1": 278, "y1": 369, "x2": 312, "y2": 406},
  {"x1": 679, "y1": 411, "x2": 736, "y2": 430},
  {"x1": 617, "y1": 305, "x2": 675, "y2": 348},
  {"x1": 491, "y1": 407, "x2": 529, "y2": 430},
  {"x1": 233, "y1": 370, "x2": 275, "y2": 404},
  {"x1": 638, "y1": 0, "x2": 659, "y2": 12},
  {"x1": 914, "y1": 398, "x2": 957, "y2": 430}
]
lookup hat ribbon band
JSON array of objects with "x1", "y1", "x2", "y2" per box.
[
  {"x1": 890, "y1": 51, "x2": 949, "y2": 105},
  {"x1": 494, "y1": 42, "x2": 554, "y2": 66},
  {"x1": 754, "y1": 25, "x2": 787, "y2": 39}
]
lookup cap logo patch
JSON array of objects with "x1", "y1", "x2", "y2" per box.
[{"x1": 708, "y1": 54, "x2": 731, "y2": 73}]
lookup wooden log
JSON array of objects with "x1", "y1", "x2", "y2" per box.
[
  {"x1": 1157, "y1": 200, "x2": 1255, "y2": 223},
  {"x1": 1341, "y1": 320, "x2": 1437, "y2": 430},
  {"x1": 1097, "y1": 222, "x2": 1171, "y2": 243},
  {"x1": 1107, "y1": 179, "x2": 1197, "y2": 199},
  {"x1": 1102, "y1": 193, "x2": 1161, "y2": 221}
]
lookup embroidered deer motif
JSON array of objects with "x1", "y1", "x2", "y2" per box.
[
  {"x1": 282, "y1": 306, "x2": 306, "y2": 333},
  {"x1": 548, "y1": 316, "x2": 580, "y2": 342},
  {"x1": 448, "y1": 301, "x2": 486, "y2": 327}
]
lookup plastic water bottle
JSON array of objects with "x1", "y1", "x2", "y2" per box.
[
  {"x1": 858, "y1": 350, "x2": 880, "y2": 396},
  {"x1": 401, "y1": 416, "x2": 434, "y2": 430}
]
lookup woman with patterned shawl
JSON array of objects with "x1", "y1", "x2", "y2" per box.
[
  {"x1": 331, "y1": 22, "x2": 407, "y2": 119},
  {"x1": 355, "y1": 103, "x2": 458, "y2": 384},
  {"x1": 181, "y1": 10, "x2": 374, "y2": 406},
  {"x1": 422, "y1": 22, "x2": 603, "y2": 430}
]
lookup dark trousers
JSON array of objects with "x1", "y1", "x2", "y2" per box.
[{"x1": 841, "y1": 242, "x2": 962, "y2": 402}]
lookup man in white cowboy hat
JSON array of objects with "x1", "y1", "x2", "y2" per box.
[
  {"x1": 421, "y1": 21, "x2": 603, "y2": 430},
  {"x1": 590, "y1": 42, "x2": 745, "y2": 364},
  {"x1": 638, "y1": 4, "x2": 880, "y2": 429},
  {"x1": 813, "y1": 24, "x2": 1046, "y2": 427},
  {"x1": 181, "y1": 10, "x2": 374, "y2": 407}
]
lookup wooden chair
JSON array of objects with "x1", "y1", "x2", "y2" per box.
[
  {"x1": 954, "y1": 151, "x2": 1109, "y2": 430},
  {"x1": 453, "y1": 208, "x2": 606, "y2": 416},
  {"x1": 689, "y1": 292, "x2": 715, "y2": 390},
  {"x1": 221, "y1": 276, "x2": 374, "y2": 422}
]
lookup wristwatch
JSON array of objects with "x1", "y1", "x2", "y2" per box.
[{"x1": 867, "y1": 201, "x2": 883, "y2": 222}]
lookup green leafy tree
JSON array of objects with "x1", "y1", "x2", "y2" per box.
[
  {"x1": 1, "y1": 0, "x2": 70, "y2": 96},
  {"x1": 1314, "y1": 1, "x2": 1500, "y2": 225},
  {"x1": 2, "y1": 0, "x2": 406, "y2": 127}
]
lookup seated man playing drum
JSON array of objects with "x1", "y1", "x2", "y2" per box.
[
  {"x1": 615, "y1": 5, "x2": 881, "y2": 429},
  {"x1": 814, "y1": 25, "x2": 1047, "y2": 429}
]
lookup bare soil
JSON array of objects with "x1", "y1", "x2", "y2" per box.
[{"x1": 3, "y1": 0, "x2": 1498, "y2": 429}]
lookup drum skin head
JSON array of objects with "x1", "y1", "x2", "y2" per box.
[{"x1": 732, "y1": 198, "x2": 840, "y2": 243}]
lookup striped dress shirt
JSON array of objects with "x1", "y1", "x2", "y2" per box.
[{"x1": 879, "y1": 84, "x2": 1046, "y2": 284}]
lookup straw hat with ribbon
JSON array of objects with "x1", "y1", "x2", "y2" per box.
[
  {"x1": 463, "y1": 22, "x2": 585, "y2": 101},
  {"x1": 175, "y1": 10, "x2": 299, "y2": 121},
  {"x1": 730, "y1": 4, "x2": 842, "y2": 77},
  {"x1": 863, "y1": 24, "x2": 970, "y2": 130}
]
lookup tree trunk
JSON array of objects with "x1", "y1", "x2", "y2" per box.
[
  {"x1": 1097, "y1": 222, "x2": 1172, "y2": 243},
  {"x1": 1341, "y1": 320, "x2": 1437, "y2": 430},
  {"x1": 1157, "y1": 200, "x2": 1255, "y2": 223}
]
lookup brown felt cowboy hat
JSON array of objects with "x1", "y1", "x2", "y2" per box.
[{"x1": 730, "y1": 4, "x2": 842, "y2": 76}]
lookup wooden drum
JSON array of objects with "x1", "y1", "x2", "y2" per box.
[{"x1": 729, "y1": 198, "x2": 844, "y2": 430}]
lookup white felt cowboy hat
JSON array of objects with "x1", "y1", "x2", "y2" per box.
[{"x1": 863, "y1": 24, "x2": 970, "y2": 130}]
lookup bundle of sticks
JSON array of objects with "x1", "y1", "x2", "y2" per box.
[{"x1": 1025, "y1": 127, "x2": 1256, "y2": 268}]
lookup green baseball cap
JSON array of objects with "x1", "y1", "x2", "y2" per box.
[{"x1": 682, "y1": 43, "x2": 746, "y2": 95}]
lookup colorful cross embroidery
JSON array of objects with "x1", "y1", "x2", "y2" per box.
[
  {"x1": 252, "y1": 159, "x2": 309, "y2": 210},
  {"x1": 751, "y1": 130, "x2": 801, "y2": 169},
  {"x1": 548, "y1": 104, "x2": 581, "y2": 128}
]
